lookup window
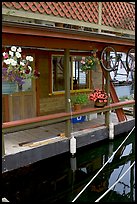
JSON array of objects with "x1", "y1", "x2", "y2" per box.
[
  {"x1": 52, "y1": 55, "x2": 65, "y2": 92},
  {"x1": 72, "y1": 56, "x2": 90, "y2": 90},
  {"x1": 52, "y1": 55, "x2": 90, "y2": 93}
]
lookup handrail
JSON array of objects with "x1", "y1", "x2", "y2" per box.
[{"x1": 2, "y1": 100, "x2": 135, "y2": 133}]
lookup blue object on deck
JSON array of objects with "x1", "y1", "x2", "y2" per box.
[{"x1": 71, "y1": 116, "x2": 86, "y2": 124}]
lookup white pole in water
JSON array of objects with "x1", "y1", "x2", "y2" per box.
[
  {"x1": 70, "y1": 134, "x2": 76, "y2": 156},
  {"x1": 109, "y1": 122, "x2": 114, "y2": 140},
  {"x1": 68, "y1": 98, "x2": 76, "y2": 156}
]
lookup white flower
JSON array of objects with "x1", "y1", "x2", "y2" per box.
[
  {"x1": 4, "y1": 59, "x2": 11, "y2": 65},
  {"x1": 16, "y1": 52, "x2": 21, "y2": 58},
  {"x1": 11, "y1": 46, "x2": 17, "y2": 52},
  {"x1": 17, "y1": 47, "x2": 22, "y2": 52},
  {"x1": 9, "y1": 51, "x2": 14, "y2": 57},
  {"x1": 28, "y1": 66, "x2": 32, "y2": 72},
  {"x1": 3, "y1": 52, "x2": 7, "y2": 57},
  {"x1": 20, "y1": 61, "x2": 25, "y2": 66},
  {"x1": 10, "y1": 59, "x2": 17, "y2": 66},
  {"x1": 26, "y1": 56, "x2": 33, "y2": 62}
]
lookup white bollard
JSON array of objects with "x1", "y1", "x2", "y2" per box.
[
  {"x1": 70, "y1": 136, "x2": 76, "y2": 156},
  {"x1": 109, "y1": 122, "x2": 114, "y2": 140}
]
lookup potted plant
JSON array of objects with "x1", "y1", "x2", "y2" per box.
[
  {"x1": 71, "y1": 93, "x2": 89, "y2": 111},
  {"x1": 80, "y1": 49, "x2": 100, "y2": 73},
  {"x1": 89, "y1": 88, "x2": 108, "y2": 107},
  {"x1": 2, "y1": 45, "x2": 40, "y2": 94}
]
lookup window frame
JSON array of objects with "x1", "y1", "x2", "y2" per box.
[{"x1": 50, "y1": 54, "x2": 91, "y2": 96}]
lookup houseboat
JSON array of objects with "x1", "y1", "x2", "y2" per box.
[{"x1": 2, "y1": 2, "x2": 135, "y2": 173}]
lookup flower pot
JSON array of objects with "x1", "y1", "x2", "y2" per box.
[
  {"x1": 2, "y1": 81, "x2": 17, "y2": 94},
  {"x1": 94, "y1": 101, "x2": 106, "y2": 108},
  {"x1": 73, "y1": 104, "x2": 81, "y2": 111}
]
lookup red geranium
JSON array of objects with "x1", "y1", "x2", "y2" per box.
[{"x1": 89, "y1": 88, "x2": 108, "y2": 103}]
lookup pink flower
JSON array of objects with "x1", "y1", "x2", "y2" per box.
[{"x1": 3, "y1": 52, "x2": 9, "y2": 59}]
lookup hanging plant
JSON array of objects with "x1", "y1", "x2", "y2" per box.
[
  {"x1": 80, "y1": 49, "x2": 100, "y2": 73},
  {"x1": 2, "y1": 46, "x2": 40, "y2": 86}
]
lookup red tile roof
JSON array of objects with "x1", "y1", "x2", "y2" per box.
[
  {"x1": 102, "y1": 2, "x2": 135, "y2": 30},
  {"x1": 2, "y1": 2, "x2": 135, "y2": 31}
]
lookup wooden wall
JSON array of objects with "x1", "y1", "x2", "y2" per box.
[
  {"x1": 37, "y1": 52, "x2": 66, "y2": 115},
  {"x1": 2, "y1": 92, "x2": 36, "y2": 122}
]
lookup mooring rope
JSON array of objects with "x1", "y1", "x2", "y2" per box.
[
  {"x1": 71, "y1": 126, "x2": 135, "y2": 202},
  {"x1": 95, "y1": 161, "x2": 135, "y2": 202}
]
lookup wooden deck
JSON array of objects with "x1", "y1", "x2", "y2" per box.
[
  {"x1": 3, "y1": 113, "x2": 115, "y2": 154},
  {"x1": 2, "y1": 112, "x2": 135, "y2": 173}
]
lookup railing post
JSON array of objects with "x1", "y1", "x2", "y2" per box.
[
  {"x1": 64, "y1": 48, "x2": 71, "y2": 138},
  {"x1": 105, "y1": 71, "x2": 110, "y2": 126}
]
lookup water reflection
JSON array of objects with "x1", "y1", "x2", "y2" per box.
[
  {"x1": 73, "y1": 130, "x2": 135, "y2": 202},
  {"x1": 2, "y1": 130, "x2": 135, "y2": 203}
]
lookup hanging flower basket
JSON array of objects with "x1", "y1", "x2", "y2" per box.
[
  {"x1": 80, "y1": 49, "x2": 100, "y2": 73},
  {"x1": 2, "y1": 81, "x2": 17, "y2": 94},
  {"x1": 2, "y1": 45, "x2": 40, "y2": 94}
]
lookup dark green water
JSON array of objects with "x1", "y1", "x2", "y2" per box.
[{"x1": 2, "y1": 129, "x2": 135, "y2": 203}]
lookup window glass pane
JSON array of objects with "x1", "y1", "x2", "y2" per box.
[
  {"x1": 52, "y1": 55, "x2": 90, "y2": 92},
  {"x1": 72, "y1": 56, "x2": 89, "y2": 90},
  {"x1": 52, "y1": 56, "x2": 65, "y2": 92}
]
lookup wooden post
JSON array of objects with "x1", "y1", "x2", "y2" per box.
[
  {"x1": 2, "y1": 131, "x2": 5, "y2": 156},
  {"x1": 105, "y1": 71, "x2": 110, "y2": 126},
  {"x1": 64, "y1": 49, "x2": 71, "y2": 138}
]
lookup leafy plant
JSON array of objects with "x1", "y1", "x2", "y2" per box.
[
  {"x1": 80, "y1": 49, "x2": 100, "y2": 72},
  {"x1": 119, "y1": 95, "x2": 134, "y2": 101},
  {"x1": 71, "y1": 93, "x2": 89, "y2": 105}
]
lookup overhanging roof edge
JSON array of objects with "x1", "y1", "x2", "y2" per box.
[{"x1": 2, "y1": 21, "x2": 135, "y2": 46}]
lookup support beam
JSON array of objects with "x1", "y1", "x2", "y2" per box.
[{"x1": 64, "y1": 49, "x2": 71, "y2": 138}]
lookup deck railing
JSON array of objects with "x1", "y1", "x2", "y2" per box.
[
  {"x1": 2, "y1": 100, "x2": 134, "y2": 132},
  {"x1": 2, "y1": 100, "x2": 135, "y2": 156}
]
